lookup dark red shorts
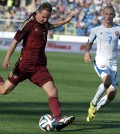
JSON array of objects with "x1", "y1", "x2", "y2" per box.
[{"x1": 8, "y1": 59, "x2": 53, "y2": 87}]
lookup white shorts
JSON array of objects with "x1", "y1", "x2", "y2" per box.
[{"x1": 93, "y1": 56, "x2": 118, "y2": 89}]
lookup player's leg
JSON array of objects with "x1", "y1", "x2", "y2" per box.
[
  {"x1": 92, "y1": 74, "x2": 112, "y2": 106},
  {"x1": 93, "y1": 59, "x2": 112, "y2": 105},
  {"x1": 42, "y1": 81, "x2": 61, "y2": 121},
  {"x1": 87, "y1": 64, "x2": 118, "y2": 122},
  {"x1": 87, "y1": 75, "x2": 112, "y2": 122},
  {"x1": 87, "y1": 59, "x2": 110, "y2": 122},
  {"x1": 87, "y1": 83, "x2": 107, "y2": 122},
  {"x1": 0, "y1": 76, "x2": 16, "y2": 94},
  {"x1": 97, "y1": 86, "x2": 117, "y2": 110},
  {"x1": 96, "y1": 68, "x2": 118, "y2": 110},
  {"x1": 42, "y1": 81, "x2": 75, "y2": 131},
  {"x1": 95, "y1": 75, "x2": 112, "y2": 111},
  {"x1": 0, "y1": 61, "x2": 25, "y2": 95},
  {"x1": 31, "y1": 66, "x2": 75, "y2": 131},
  {"x1": 92, "y1": 83, "x2": 106, "y2": 105},
  {"x1": 0, "y1": 80, "x2": 15, "y2": 94}
]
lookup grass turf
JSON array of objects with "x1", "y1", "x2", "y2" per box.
[{"x1": 0, "y1": 50, "x2": 120, "y2": 134}]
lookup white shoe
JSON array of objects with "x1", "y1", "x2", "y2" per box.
[{"x1": 52, "y1": 116, "x2": 75, "y2": 131}]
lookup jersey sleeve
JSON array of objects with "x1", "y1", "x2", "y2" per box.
[
  {"x1": 88, "y1": 28, "x2": 96, "y2": 43},
  {"x1": 14, "y1": 15, "x2": 34, "y2": 42},
  {"x1": 14, "y1": 24, "x2": 30, "y2": 42}
]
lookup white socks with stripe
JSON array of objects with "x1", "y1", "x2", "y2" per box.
[
  {"x1": 92, "y1": 83, "x2": 106, "y2": 105},
  {"x1": 92, "y1": 83, "x2": 110, "y2": 111},
  {"x1": 96, "y1": 95, "x2": 110, "y2": 111}
]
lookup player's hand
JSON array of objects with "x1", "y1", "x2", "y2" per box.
[
  {"x1": 84, "y1": 52, "x2": 91, "y2": 63},
  {"x1": 65, "y1": 13, "x2": 74, "y2": 23},
  {"x1": 2, "y1": 61, "x2": 10, "y2": 69}
]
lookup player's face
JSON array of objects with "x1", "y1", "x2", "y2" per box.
[
  {"x1": 36, "y1": 10, "x2": 51, "y2": 24},
  {"x1": 102, "y1": 8, "x2": 115, "y2": 24}
]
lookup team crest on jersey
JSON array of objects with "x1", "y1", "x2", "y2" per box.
[
  {"x1": 35, "y1": 28, "x2": 39, "y2": 31},
  {"x1": 101, "y1": 65, "x2": 105, "y2": 68},
  {"x1": 115, "y1": 31, "x2": 119, "y2": 36}
]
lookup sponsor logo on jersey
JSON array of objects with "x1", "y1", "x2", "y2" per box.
[{"x1": 35, "y1": 28, "x2": 39, "y2": 31}]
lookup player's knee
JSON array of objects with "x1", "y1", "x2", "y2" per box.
[
  {"x1": 51, "y1": 89, "x2": 58, "y2": 97},
  {"x1": 104, "y1": 83, "x2": 111, "y2": 89},
  {"x1": 108, "y1": 95, "x2": 115, "y2": 101},
  {"x1": 103, "y1": 75, "x2": 112, "y2": 89},
  {"x1": 108, "y1": 91, "x2": 116, "y2": 101},
  {"x1": 48, "y1": 87, "x2": 58, "y2": 97}
]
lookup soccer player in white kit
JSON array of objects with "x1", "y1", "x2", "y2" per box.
[{"x1": 84, "y1": 5, "x2": 120, "y2": 122}]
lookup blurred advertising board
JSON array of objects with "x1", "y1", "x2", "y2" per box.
[{"x1": 0, "y1": 32, "x2": 120, "y2": 54}]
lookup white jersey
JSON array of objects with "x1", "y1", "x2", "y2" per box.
[{"x1": 88, "y1": 24, "x2": 120, "y2": 59}]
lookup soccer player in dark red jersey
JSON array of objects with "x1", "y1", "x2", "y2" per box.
[{"x1": 0, "y1": 2, "x2": 75, "y2": 131}]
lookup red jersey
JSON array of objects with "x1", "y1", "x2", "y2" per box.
[{"x1": 14, "y1": 13, "x2": 50, "y2": 66}]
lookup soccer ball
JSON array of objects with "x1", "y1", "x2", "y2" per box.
[{"x1": 39, "y1": 114, "x2": 55, "y2": 131}]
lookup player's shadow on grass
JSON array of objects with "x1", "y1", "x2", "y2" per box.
[
  {"x1": 0, "y1": 101, "x2": 119, "y2": 116},
  {"x1": 0, "y1": 101, "x2": 120, "y2": 132},
  {"x1": 0, "y1": 101, "x2": 87, "y2": 115},
  {"x1": 62, "y1": 120, "x2": 120, "y2": 132}
]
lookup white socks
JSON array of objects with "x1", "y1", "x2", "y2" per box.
[
  {"x1": 92, "y1": 83, "x2": 106, "y2": 105},
  {"x1": 92, "y1": 83, "x2": 110, "y2": 111},
  {"x1": 96, "y1": 95, "x2": 110, "y2": 111}
]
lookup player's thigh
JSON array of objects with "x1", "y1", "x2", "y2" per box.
[
  {"x1": 30, "y1": 66, "x2": 53, "y2": 86},
  {"x1": 93, "y1": 59, "x2": 110, "y2": 78},
  {"x1": 30, "y1": 66, "x2": 57, "y2": 96}
]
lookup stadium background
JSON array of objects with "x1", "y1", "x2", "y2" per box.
[
  {"x1": 0, "y1": 0, "x2": 120, "y2": 36},
  {"x1": 0, "y1": 1, "x2": 120, "y2": 134},
  {"x1": 0, "y1": 0, "x2": 120, "y2": 53}
]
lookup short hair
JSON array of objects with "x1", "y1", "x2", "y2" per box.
[
  {"x1": 103, "y1": 5, "x2": 115, "y2": 13},
  {"x1": 37, "y1": 2, "x2": 52, "y2": 13}
]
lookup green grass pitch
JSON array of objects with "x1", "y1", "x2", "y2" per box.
[{"x1": 0, "y1": 50, "x2": 120, "y2": 134}]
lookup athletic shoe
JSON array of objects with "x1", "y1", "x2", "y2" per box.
[
  {"x1": 52, "y1": 116, "x2": 75, "y2": 131},
  {"x1": 86, "y1": 101, "x2": 96, "y2": 122}
]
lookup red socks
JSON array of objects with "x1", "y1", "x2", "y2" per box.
[{"x1": 48, "y1": 97, "x2": 61, "y2": 122}]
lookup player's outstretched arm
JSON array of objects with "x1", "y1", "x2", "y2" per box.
[
  {"x1": 49, "y1": 13, "x2": 73, "y2": 29},
  {"x1": 84, "y1": 42, "x2": 93, "y2": 63},
  {"x1": 2, "y1": 39, "x2": 19, "y2": 69}
]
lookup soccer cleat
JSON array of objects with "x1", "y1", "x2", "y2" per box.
[
  {"x1": 86, "y1": 101, "x2": 96, "y2": 122},
  {"x1": 52, "y1": 116, "x2": 75, "y2": 131}
]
